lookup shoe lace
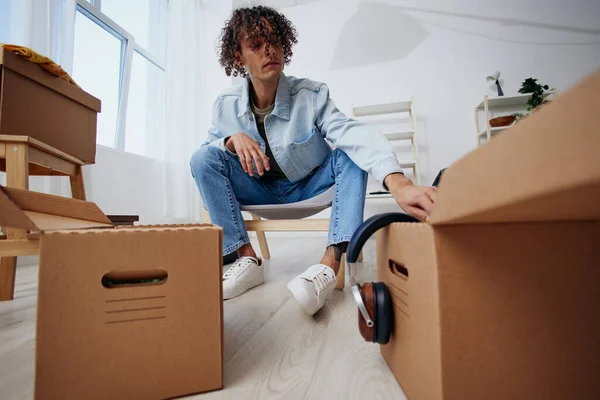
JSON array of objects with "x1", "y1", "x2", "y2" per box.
[
  {"x1": 223, "y1": 257, "x2": 256, "y2": 280},
  {"x1": 307, "y1": 266, "x2": 335, "y2": 295}
]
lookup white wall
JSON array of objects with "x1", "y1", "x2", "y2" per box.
[{"x1": 84, "y1": 146, "x2": 167, "y2": 223}]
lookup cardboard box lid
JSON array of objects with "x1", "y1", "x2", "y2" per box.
[
  {"x1": 0, "y1": 186, "x2": 113, "y2": 231},
  {"x1": 430, "y1": 69, "x2": 600, "y2": 225},
  {"x1": 0, "y1": 48, "x2": 101, "y2": 112}
]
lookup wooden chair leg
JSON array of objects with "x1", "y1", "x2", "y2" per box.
[
  {"x1": 336, "y1": 250, "x2": 361, "y2": 290},
  {"x1": 252, "y1": 214, "x2": 271, "y2": 259},
  {"x1": 1, "y1": 143, "x2": 29, "y2": 301},
  {"x1": 0, "y1": 257, "x2": 17, "y2": 301},
  {"x1": 70, "y1": 165, "x2": 86, "y2": 200},
  {"x1": 203, "y1": 208, "x2": 211, "y2": 223},
  {"x1": 336, "y1": 254, "x2": 346, "y2": 290}
]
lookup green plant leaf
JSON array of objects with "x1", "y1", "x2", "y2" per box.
[{"x1": 519, "y1": 77, "x2": 551, "y2": 111}]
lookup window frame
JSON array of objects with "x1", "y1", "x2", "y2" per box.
[{"x1": 76, "y1": 0, "x2": 166, "y2": 152}]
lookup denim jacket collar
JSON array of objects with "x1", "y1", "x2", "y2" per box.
[{"x1": 238, "y1": 72, "x2": 291, "y2": 120}]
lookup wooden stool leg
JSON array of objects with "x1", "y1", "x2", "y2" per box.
[
  {"x1": 70, "y1": 165, "x2": 86, "y2": 200},
  {"x1": 336, "y1": 251, "x2": 361, "y2": 290},
  {"x1": 1, "y1": 143, "x2": 29, "y2": 301},
  {"x1": 0, "y1": 255, "x2": 17, "y2": 301},
  {"x1": 252, "y1": 214, "x2": 271, "y2": 259},
  {"x1": 203, "y1": 209, "x2": 211, "y2": 223}
]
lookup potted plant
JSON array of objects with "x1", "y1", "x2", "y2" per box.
[
  {"x1": 508, "y1": 78, "x2": 551, "y2": 124},
  {"x1": 518, "y1": 77, "x2": 550, "y2": 112}
]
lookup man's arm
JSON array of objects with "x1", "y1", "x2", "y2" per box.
[
  {"x1": 314, "y1": 83, "x2": 436, "y2": 221},
  {"x1": 314, "y1": 83, "x2": 403, "y2": 184},
  {"x1": 384, "y1": 173, "x2": 437, "y2": 221},
  {"x1": 203, "y1": 97, "x2": 270, "y2": 176}
]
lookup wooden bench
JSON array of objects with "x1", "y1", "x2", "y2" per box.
[{"x1": 0, "y1": 135, "x2": 89, "y2": 300}]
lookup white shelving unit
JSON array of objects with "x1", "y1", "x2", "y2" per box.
[
  {"x1": 352, "y1": 98, "x2": 421, "y2": 198},
  {"x1": 365, "y1": 193, "x2": 394, "y2": 200},
  {"x1": 352, "y1": 101, "x2": 412, "y2": 117},
  {"x1": 475, "y1": 90, "x2": 556, "y2": 145},
  {"x1": 477, "y1": 126, "x2": 511, "y2": 139}
]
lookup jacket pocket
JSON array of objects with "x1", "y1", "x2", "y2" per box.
[{"x1": 289, "y1": 128, "x2": 331, "y2": 173}]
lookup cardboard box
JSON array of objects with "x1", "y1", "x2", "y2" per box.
[
  {"x1": 377, "y1": 69, "x2": 600, "y2": 400},
  {"x1": 0, "y1": 48, "x2": 101, "y2": 163},
  {"x1": 0, "y1": 187, "x2": 224, "y2": 399}
]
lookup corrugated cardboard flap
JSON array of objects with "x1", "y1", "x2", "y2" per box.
[
  {"x1": 0, "y1": 186, "x2": 113, "y2": 231},
  {"x1": 430, "y1": 68, "x2": 600, "y2": 225}
]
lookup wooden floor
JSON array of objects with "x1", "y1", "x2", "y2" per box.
[{"x1": 0, "y1": 236, "x2": 407, "y2": 400}]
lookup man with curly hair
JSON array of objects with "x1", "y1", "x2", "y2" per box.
[{"x1": 190, "y1": 6, "x2": 436, "y2": 314}]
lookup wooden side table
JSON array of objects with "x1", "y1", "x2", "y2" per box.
[{"x1": 0, "y1": 135, "x2": 89, "y2": 300}]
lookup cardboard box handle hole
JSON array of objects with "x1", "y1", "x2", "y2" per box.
[
  {"x1": 102, "y1": 270, "x2": 168, "y2": 288},
  {"x1": 389, "y1": 259, "x2": 409, "y2": 279}
]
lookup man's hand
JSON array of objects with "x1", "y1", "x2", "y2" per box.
[
  {"x1": 225, "y1": 133, "x2": 270, "y2": 177},
  {"x1": 384, "y1": 173, "x2": 437, "y2": 222}
]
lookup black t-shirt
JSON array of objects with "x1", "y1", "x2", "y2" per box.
[{"x1": 251, "y1": 100, "x2": 288, "y2": 181}]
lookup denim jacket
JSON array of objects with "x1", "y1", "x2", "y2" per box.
[{"x1": 204, "y1": 73, "x2": 403, "y2": 184}]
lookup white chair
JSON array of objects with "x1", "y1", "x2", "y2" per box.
[{"x1": 203, "y1": 186, "x2": 362, "y2": 289}]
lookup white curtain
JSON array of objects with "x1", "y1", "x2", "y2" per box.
[
  {"x1": 0, "y1": 0, "x2": 77, "y2": 196},
  {"x1": 12, "y1": 0, "x2": 76, "y2": 70},
  {"x1": 163, "y1": 0, "x2": 207, "y2": 222}
]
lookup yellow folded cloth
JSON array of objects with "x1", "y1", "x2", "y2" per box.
[{"x1": 1, "y1": 43, "x2": 81, "y2": 89}]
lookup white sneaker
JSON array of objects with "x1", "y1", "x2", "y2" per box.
[
  {"x1": 222, "y1": 256, "x2": 264, "y2": 300},
  {"x1": 287, "y1": 264, "x2": 336, "y2": 315}
]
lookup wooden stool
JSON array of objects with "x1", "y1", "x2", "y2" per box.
[{"x1": 0, "y1": 135, "x2": 89, "y2": 300}]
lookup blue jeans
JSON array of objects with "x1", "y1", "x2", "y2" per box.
[{"x1": 190, "y1": 147, "x2": 367, "y2": 255}]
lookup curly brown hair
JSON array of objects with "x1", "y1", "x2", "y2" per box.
[{"x1": 218, "y1": 6, "x2": 298, "y2": 77}]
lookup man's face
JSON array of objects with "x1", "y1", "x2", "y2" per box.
[{"x1": 236, "y1": 19, "x2": 284, "y2": 82}]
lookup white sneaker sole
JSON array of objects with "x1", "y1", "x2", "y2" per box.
[
  {"x1": 223, "y1": 274, "x2": 264, "y2": 300},
  {"x1": 287, "y1": 278, "x2": 321, "y2": 316}
]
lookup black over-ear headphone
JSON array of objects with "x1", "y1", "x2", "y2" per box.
[{"x1": 346, "y1": 212, "x2": 420, "y2": 344}]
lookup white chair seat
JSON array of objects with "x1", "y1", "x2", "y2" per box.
[
  {"x1": 240, "y1": 186, "x2": 335, "y2": 220},
  {"x1": 204, "y1": 184, "x2": 360, "y2": 281}
]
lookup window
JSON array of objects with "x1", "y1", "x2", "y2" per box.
[
  {"x1": 101, "y1": 0, "x2": 166, "y2": 60},
  {"x1": 73, "y1": 13, "x2": 122, "y2": 147},
  {"x1": 71, "y1": 0, "x2": 167, "y2": 157},
  {"x1": 0, "y1": 0, "x2": 10, "y2": 42}
]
